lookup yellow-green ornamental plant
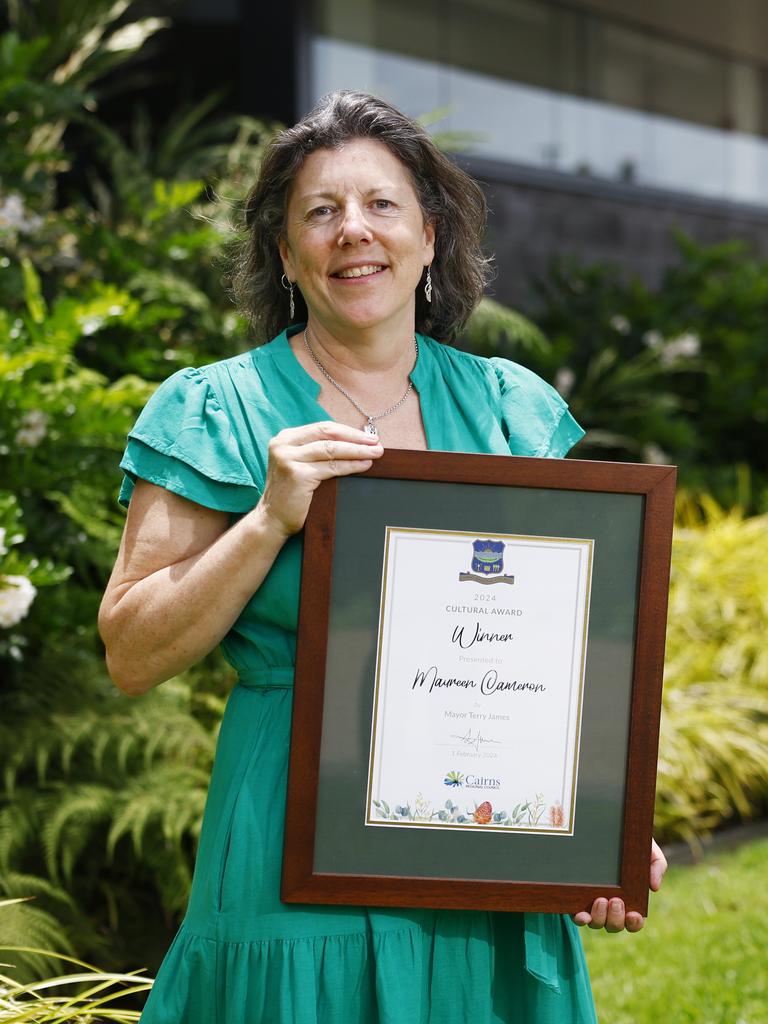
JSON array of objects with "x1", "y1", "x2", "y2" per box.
[
  {"x1": 655, "y1": 499, "x2": 768, "y2": 843},
  {"x1": 0, "y1": 899, "x2": 153, "y2": 1022}
]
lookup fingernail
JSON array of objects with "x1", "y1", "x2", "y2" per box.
[{"x1": 610, "y1": 899, "x2": 622, "y2": 911}]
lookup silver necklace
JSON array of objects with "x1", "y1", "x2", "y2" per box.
[{"x1": 303, "y1": 327, "x2": 418, "y2": 437}]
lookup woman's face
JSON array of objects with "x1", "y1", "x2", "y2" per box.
[{"x1": 279, "y1": 139, "x2": 435, "y2": 337}]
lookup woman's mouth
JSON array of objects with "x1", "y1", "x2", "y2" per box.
[{"x1": 331, "y1": 265, "x2": 388, "y2": 280}]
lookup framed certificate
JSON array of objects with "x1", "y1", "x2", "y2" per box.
[{"x1": 282, "y1": 451, "x2": 676, "y2": 915}]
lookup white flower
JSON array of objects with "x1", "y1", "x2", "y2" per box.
[
  {"x1": 660, "y1": 332, "x2": 700, "y2": 366},
  {"x1": 643, "y1": 443, "x2": 670, "y2": 465},
  {"x1": 554, "y1": 367, "x2": 576, "y2": 399},
  {"x1": 0, "y1": 575, "x2": 37, "y2": 628},
  {"x1": 79, "y1": 314, "x2": 105, "y2": 336},
  {"x1": 610, "y1": 315, "x2": 631, "y2": 335},
  {"x1": 0, "y1": 527, "x2": 6, "y2": 557},
  {"x1": 642, "y1": 329, "x2": 664, "y2": 349},
  {"x1": 0, "y1": 193, "x2": 43, "y2": 234},
  {"x1": 104, "y1": 18, "x2": 169, "y2": 53},
  {"x1": 15, "y1": 409, "x2": 48, "y2": 447}
]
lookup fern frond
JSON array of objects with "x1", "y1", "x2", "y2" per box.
[
  {"x1": 0, "y1": 802, "x2": 40, "y2": 873},
  {"x1": 2, "y1": 872, "x2": 75, "y2": 911},
  {"x1": 106, "y1": 765, "x2": 209, "y2": 860},
  {"x1": 42, "y1": 784, "x2": 114, "y2": 883},
  {"x1": 466, "y1": 297, "x2": 551, "y2": 359},
  {"x1": 0, "y1": 889, "x2": 74, "y2": 981}
]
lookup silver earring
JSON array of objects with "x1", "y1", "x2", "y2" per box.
[
  {"x1": 425, "y1": 266, "x2": 432, "y2": 303},
  {"x1": 281, "y1": 274, "x2": 295, "y2": 319}
]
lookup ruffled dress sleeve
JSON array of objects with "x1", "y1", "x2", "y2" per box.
[
  {"x1": 490, "y1": 357, "x2": 584, "y2": 458},
  {"x1": 118, "y1": 366, "x2": 261, "y2": 512}
]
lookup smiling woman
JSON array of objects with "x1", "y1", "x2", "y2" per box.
[
  {"x1": 98, "y1": 90, "x2": 664, "y2": 1024},
  {"x1": 278, "y1": 140, "x2": 434, "y2": 339}
]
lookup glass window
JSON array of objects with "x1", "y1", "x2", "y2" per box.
[
  {"x1": 593, "y1": 23, "x2": 649, "y2": 111},
  {"x1": 728, "y1": 62, "x2": 761, "y2": 134},
  {"x1": 310, "y1": 0, "x2": 768, "y2": 205},
  {"x1": 446, "y1": 0, "x2": 555, "y2": 90},
  {"x1": 649, "y1": 38, "x2": 728, "y2": 128}
]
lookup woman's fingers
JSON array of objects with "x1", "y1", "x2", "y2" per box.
[
  {"x1": 573, "y1": 841, "x2": 666, "y2": 933},
  {"x1": 312, "y1": 458, "x2": 376, "y2": 479},
  {"x1": 650, "y1": 839, "x2": 668, "y2": 891},
  {"x1": 268, "y1": 423, "x2": 384, "y2": 480},
  {"x1": 276, "y1": 420, "x2": 380, "y2": 447},
  {"x1": 604, "y1": 898, "x2": 627, "y2": 933},
  {"x1": 584, "y1": 897, "x2": 627, "y2": 932},
  {"x1": 586, "y1": 898, "x2": 608, "y2": 929},
  {"x1": 259, "y1": 421, "x2": 384, "y2": 538},
  {"x1": 573, "y1": 897, "x2": 645, "y2": 933},
  {"x1": 288, "y1": 438, "x2": 384, "y2": 464}
]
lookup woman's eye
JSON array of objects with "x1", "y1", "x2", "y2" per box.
[
  {"x1": 310, "y1": 206, "x2": 333, "y2": 218},
  {"x1": 373, "y1": 199, "x2": 393, "y2": 210}
]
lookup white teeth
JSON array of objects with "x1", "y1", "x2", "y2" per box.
[{"x1": 335, "y1": 265, "x2": 385, "y2": 278}]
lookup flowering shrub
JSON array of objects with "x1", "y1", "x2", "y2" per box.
[
  {"x1": 0, "y1": 491, "x2": 69, "y2": 657},
  {"x1": 0, "y1": 575, "x2": 36, "y2": 628},
  {"x1": 0, "y1": 0, "x2": 265, "y2": 979}
]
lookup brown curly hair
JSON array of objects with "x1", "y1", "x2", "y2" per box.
[{"x1": 231, "y1": 91, "x2": 493, "y2": 343}]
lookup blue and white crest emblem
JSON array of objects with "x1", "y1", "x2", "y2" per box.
[
  {"x1": 459, "y1": 538, "x2": 515, "y2": 586},
  {"x1": 471, "y1": 539, "x2": 505, "y2": 575}
]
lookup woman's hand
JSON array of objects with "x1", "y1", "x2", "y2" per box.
[
  {"x1": 259, "y1": 421, "x2": 383, "y2": 539},
  {"x1": 572, "y1": 839, "x2": 668, "y2": 933}
]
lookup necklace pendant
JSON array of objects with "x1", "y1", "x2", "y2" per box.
[{"x1": 363, "y1": 420, "x2": 378, "y2": 437}]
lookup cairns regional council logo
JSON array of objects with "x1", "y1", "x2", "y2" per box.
[
  {"x1": 444, "y1": 770, "x2": 501, "y2": 791},
  {"x1": 459, "y1": 539, "x2": 515, "y2": 586}
]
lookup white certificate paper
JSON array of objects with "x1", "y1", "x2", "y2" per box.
[{"x1": 366, "y1": 528, "x2": 594, "y2": 835}]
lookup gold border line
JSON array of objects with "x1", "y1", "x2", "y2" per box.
[
  {"x1": 365, "y1": 526, "x2": 393, "y2": 823},
  {"x1": 566, "y1": 538, "x2": 594, "y2": 831}
]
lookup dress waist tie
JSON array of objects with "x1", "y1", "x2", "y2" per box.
[
  {"x1": 236, "y1": 666, "x2": 295, "y2": 691},
  {"x1": 522, "y1": 913, "x2": 566, "y2": 993}
]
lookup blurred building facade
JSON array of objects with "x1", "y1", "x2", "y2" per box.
[{"x1": 179, "y1": 0, "x2": 768, "y2": 309}]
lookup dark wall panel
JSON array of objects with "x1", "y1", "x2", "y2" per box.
[{"x1": 467, "y1": 157, "x2": 768, "y2": 312}]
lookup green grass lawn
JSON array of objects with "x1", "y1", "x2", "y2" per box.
[{"x1": 581, "y1": 837, "x2": 768, "y2": 1024}]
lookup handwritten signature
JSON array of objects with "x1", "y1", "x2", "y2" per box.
[{"x1": 450, "y1": 729, "x2": 502, "y2": 753}]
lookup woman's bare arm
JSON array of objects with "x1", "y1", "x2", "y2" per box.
[
  {"x1": 98, "y1": 482, "x2": 287, "y2": 695},
  {"x1": 98, "y1": 422, "x2": 383, "y2": 696}
]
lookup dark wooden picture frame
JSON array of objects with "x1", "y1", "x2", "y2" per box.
[{"x1": 282, "y1": 451, "x2": 676, "y2": 916}]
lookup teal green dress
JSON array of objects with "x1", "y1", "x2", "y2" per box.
[{"x1": 119, "y1": 326, "x2": 596, "y2": 1024}]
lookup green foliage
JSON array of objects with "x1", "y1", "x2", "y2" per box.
[
  {"x1": 0, "y1": 897, "x2": 153, "y2": 1022},
  {"x1": 0, "y1": 254, "x2": 151, "y2": 663},
  {"x1": 525, "y1": 237, "x2": 768, "y2": 511},
  {"x1": 0, "y1": 0, "x2": 169, "y2": 201},
  {"x1": 583, "y1": 838, "x2": 768, "y2": 1023},
  {"x1": 465, "y1": 296, "x2": 550, "y2": 360},
  {"x1": 0, "y1": 0, "x2": 263, "y2": 981},
  {"x1": 0, "y1": 886, "x2": 76, "y2": 980},
  {"x1": 0, "y1": 665, "x2": 226, "y2": 978}
]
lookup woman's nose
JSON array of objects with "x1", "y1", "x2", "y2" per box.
[{"x1": 338, "y1": 203, "x2": 373, "y2": 246}]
